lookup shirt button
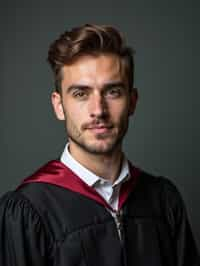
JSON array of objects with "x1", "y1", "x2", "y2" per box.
[
  {"x1": 100, "y1": 180, "x2": 105, "y2": 185},
  {"x1": 109, "y1": 193, "x2": 114, "y2": 202}
]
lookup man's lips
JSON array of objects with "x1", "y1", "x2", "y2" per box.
[
  {"x1": 85, "y1": 124, "x2": 113, "y2": 134},
  {"x1": 87, "y1": 125, "x2": 112, "y2": 129}
]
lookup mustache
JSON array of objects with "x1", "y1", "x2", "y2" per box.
[{"x1": 82, "y1": 120, "x2": 114, "y2": 130}]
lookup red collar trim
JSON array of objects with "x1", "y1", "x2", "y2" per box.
[{"x1": 19, "y1": 160, "x2": 141, "y2": 212}]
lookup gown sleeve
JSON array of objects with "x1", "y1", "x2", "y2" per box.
[
  {"x1": 0, "y1": 191, "x2": 52, "y2": 266},
  {"x1": 163, "y1": 179, "x2": 200, "y2": 266}
]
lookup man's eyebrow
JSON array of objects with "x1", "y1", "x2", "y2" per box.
[
  {"x1": 65, "y1": 81, "x2": 126, "y2": 93},
  {"x1": 102, "y1": 81, "x2": 126, "y2": 89},
  {"x1": 65, "y1": 84, "x2": 90, "y2": 93}
]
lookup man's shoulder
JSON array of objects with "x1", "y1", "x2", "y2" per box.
[
  {"x1": 129, "y1": 161, "x2": 178, "y2": 193},
  {"x1": 129, "y1": 168, "x2": 185, "y2": 216},
  {"x1": 0, "y1": 160, "x2": 69, "y2": 214},
  {"x1": 136, "y1": 168, "x2": 180, "y2": 196}
]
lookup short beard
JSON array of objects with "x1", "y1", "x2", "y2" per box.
[
  {"x1": 64, "y1": 108, "x2": 129, "y2": 156},
  {"x1": 68, "y1": 133, "x2": 123, "y2": 156},
  {"x1": 67, "y1": 121, "x2": 128, "y2": 156}
]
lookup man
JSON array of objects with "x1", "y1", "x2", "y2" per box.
[{"x1": 0, "y1": 24, "x2": 199, "y2": 266}]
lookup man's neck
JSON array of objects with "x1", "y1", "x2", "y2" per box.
[{"x1": 68, "y1": 142, "x2": 123, "y2": 183}]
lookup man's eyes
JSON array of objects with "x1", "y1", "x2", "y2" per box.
[
  {"x1": 71, "y1": 86, "x2": 124, "y2": 100},
  {"x1": 105, "y1": 87, "x2": 123, "y2": 98},
  {"x1": 72, "y1": 89, "x2": 88, "y2": 99}
]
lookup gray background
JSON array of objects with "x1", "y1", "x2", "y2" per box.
[{"x1": 1, "y1": 0, "x2": 200, "y2": 248}]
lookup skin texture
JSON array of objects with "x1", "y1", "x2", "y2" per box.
[{"x1": 51, "y1": 54, "x2": 137, "y2": 182}]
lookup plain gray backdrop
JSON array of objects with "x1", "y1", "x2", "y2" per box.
[{"x1": 1, "y1": 0, "x2": 200, "y2": 248}]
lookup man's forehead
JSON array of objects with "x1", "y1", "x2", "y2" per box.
[
  {"x1": 63, "y1": 54, "x2": 120, "y2": 72},
  {"x1": 61, "y1": 54, "x2": 125, "y2": 86}
]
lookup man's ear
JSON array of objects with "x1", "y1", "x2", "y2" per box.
[
  {"x1": 128, "y1": 88, "x2": 138, "y2": 116},
  {"x1": 51, "y1": 91, "x2": 65, "y2": 120}
]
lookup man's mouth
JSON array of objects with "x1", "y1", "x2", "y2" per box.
[{"x1": 86, "y1": 124, "x2": 113, "y2": 134}]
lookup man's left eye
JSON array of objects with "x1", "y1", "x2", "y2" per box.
[
  {"x1": 106, "y1": 88, "x2": 122, "y2": 97},
  {"x1": 75, "y1": 91, "x2": 85, "y2": 97}
]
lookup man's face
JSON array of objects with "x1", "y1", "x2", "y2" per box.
[{"x1": 51, "y1": 54, "x2": 137, "y2": 156}]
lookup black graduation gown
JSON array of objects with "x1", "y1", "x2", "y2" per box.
[{"x1": 0, "y1": 160, "x2": 199, "y2": 266}]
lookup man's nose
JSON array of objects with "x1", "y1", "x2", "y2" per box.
[{"x1": 89, "y1": 94, "x2": 108, "y2": 118}]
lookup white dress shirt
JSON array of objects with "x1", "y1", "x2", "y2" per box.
[{"x1": 60, "y1": 143, "x2": 130, "y2": 211}]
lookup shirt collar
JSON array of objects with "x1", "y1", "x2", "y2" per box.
[{"x1": 60, "y1": 143, "x2": 130, "y2": 187}]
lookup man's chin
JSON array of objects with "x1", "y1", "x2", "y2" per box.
[
  {"x1": 68, "y1": 134, "x2": 122, "y2": 155},
  {"x1": 81, "y1": 139, "x2": 120, "y2": 155}
]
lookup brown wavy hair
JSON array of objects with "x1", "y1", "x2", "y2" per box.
[{"x1": 47, "y1": 24, "x2": 135, "y2": 93}]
